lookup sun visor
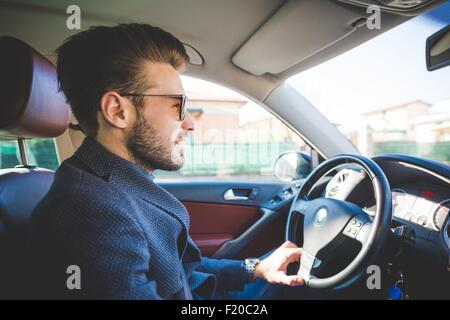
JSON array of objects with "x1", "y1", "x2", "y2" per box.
[{"x1": 232, "y1": 0, "x2": 369, "y2": 76}]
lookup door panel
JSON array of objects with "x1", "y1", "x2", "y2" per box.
[
  {"x1": 159, "y1": 180, "x2": 299, "y2": 258},
  {"x1": 185, "y1": 201, "x2": 260, "y2": 256}
]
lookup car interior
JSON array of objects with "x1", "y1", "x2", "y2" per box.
[{"x1": 0, "y1": 0, "x2": 449, "y2": 299}]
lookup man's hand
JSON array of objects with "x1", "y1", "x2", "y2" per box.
[{"x1": 254, "y1": 241, "x2": 304, "y2": 286}]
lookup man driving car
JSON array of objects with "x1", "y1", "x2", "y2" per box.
[{"x1": 31, "y1": 23, "x2": 304, "y2": 299}]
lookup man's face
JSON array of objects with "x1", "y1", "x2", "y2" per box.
[{"x1": 125, "y1": 62, "x2": 194, "y2": 172}]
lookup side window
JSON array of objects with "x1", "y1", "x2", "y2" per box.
[
  {"x1": 155, "y1": 77, "x2": 311, "y2": 181},
  {"x1": 0, "y1": 138, "x2": 59, "y2": 170}
]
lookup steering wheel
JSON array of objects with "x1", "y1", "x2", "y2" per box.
[{"x1": 286, "y1": 154, "x2": 392, "y2": 289}]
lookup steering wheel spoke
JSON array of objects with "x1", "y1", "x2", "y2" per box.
[
  {"x1": 298, "y1": 250, "x2": 321, "y2": 284},
  {"x1": 292, "y1": 198, "x2": 309, "y2": 215}
]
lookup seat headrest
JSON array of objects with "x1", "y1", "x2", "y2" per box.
[{"x1": 0, "y1": 36, "x2": 71, "y2": 140}]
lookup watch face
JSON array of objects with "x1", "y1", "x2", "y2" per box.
[
  {"x1": 243, "y1": 258, "x2": 259, "y2": 282},
  {"x1": 246, "y1": 258, "x2": 259, "y2": 267}
]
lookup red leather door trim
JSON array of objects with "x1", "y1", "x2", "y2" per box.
[
  {"x1": 190, "y1": 234, "x2": 234, "y2": 256},
  {"x1": 183, "y1": 201, "x2": 260, "y2": 256}
]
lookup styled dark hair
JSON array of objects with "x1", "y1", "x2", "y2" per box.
[{"x1": 56, "y1": 23, "x2": 189, "y2": 137}]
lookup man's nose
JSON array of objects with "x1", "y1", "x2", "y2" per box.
[{"x1": 181, "y1": 110, "x2": 195, "y2": 131}]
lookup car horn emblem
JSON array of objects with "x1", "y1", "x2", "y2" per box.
[{"x1": 315, "y1": 208, "x2": 328, "y2": 225}]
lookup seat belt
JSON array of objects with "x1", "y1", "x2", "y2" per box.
[{"x1": 181, "y1": 270, "x2": 193, "y2": 300}]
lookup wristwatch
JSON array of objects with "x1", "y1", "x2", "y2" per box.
[{"x1": 242, "y1": 258, "x2": 260, "y2": 283}]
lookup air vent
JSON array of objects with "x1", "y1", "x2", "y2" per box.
[
  {"x1": 337, "y1": 172, "x2": 349, "y2": 184},
  {"x1": 327, "y1": 186, "x2": 340, "y2": 198},
  {"x1": 326, "y1": 171, "x2": 347, "y2": 198},
  {"x1": 325, "y1": 169, "x2": 366, "y2": 200}
]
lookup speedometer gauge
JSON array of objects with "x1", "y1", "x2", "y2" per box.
[
  {"x1": 433, "y1": 200, "x2": 449, "y2": 231},
  {"x1": 392, "y1": 189, "x2": 410, "y2": 217}
]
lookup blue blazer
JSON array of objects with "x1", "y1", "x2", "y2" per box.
[{"x1": 31, "y1": 137, "x2": 250, "y2": 299}]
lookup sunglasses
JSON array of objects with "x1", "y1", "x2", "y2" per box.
[{"x1": 121, "y1": 93, "x2": 188, "y2": 121}]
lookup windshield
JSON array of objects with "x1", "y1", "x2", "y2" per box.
[{"x1": 288, "y1": 2, "x2": 450, "y2": 165}]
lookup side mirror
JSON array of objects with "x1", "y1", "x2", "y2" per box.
[
  {"x1": 426, "y1": 24, "x2": 450, "y2": 71},
  {"x1": 274, "y1": 151, "x2": 311, "y2": 182}
]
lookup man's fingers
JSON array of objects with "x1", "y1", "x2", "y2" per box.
[
  {"x1": 274, "y1": 273, "x2": 304, "y2": 286},
  {"x1": 280, "y1": 241, "x2": 297, "y2": 249},
  {"x1": 284, "y1": 248, "x2": 302, "y2": 263}
]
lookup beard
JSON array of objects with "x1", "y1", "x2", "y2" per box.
[{"x1": 126, "y1": 112, "x2": 185, "y2": 172}]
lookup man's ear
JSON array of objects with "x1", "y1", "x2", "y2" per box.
[{"x1": 99, "y1": 91, "x2": 134, "y2": 129}]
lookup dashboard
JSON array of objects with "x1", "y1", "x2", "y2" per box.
[{"x1": 364, "y1": 186, "x2": 449, "y2": 231}]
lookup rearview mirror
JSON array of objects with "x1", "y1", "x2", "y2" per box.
[
  {"x1": 274, "y1": 151, "x2": 311, "y2": 182},
  {"x1": 426, "y1": 24, "x2": 450, "y2": 71}
]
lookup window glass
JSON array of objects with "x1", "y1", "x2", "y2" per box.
[
  {"x1": 155, "y1": 77, "x2": 311, "y2": 181},
  {"x1": 0, "y1": 138, "x2": 59, "y2": 170}
]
